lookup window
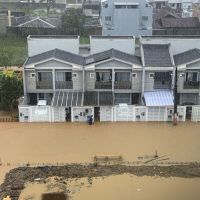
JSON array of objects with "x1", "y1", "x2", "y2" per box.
[
  {"x1": 105, "y1": 16, "x2": 111, "y2": 21},
  {"x1": 149, "y1": 73, "x2": 154, "y2": 78},
  {"x1": 90, "y1": 73, "x2": 95, "y2": 78},
  {"x1": 56, "y1": 72, "x2": 72, "y2": 82},
  {"x1": 72, "y1": 73, "x2": 78, "y2": 79},
  {"x1": 115, "y1": 72, "x2": 130, "y2": 81},
  {"x1": 37, "y1": 72, "x2": 52, "y2": 82},
  {"x1": 96, "y1": 71, "x2": 112, "y2": 81},
  {"x1": 127, "y1": 5, "x2": 138, "y2": 9},
  {"x1": 115, "y1": 5, "x2": 126, "y2": 9},
  {"x1": 142, "y1": 16, "x2": 148, "y2": 21},
  {"x1": 132, "y1": 73, "x2": 137, "y2": 78},
  {"x1": 30, "y1": 73, "x2": 35, "y2": 78},
  {"x1": 185, "y1": 72, "x2": 198, "y2": 82}
]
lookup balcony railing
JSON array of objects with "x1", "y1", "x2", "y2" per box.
[
  {"x1": 154, "y1": 81, "x2": 171, "y2": 89},
  {"x1": 114, "y1": 81, "x2": 132, "y2": 89},
  {"x1": 36, "y1": 81, "x2": 53, "y2": 89},
  {"x1": 95, "y1": 81, "x2": 112, "y2": 89},
  {"x1": 184, "y1": 81, "x2": 199, "y2": 89},
  {"x1": 55, "y1": 81, "x2": 73, "y2": 89}
]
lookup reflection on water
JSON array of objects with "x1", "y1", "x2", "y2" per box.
[
  {"x1": 66, "y1": 174, "x2": 200, "y2": 200},
  {"x1": 19, "y1": 174, "x2": 200, "y2": 200}
]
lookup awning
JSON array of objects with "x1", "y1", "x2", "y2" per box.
[
  {"x1": 144, "y1": 90, "x2": 174, "y2": 106},
  {"x1": 52, "y1": 91, "x2": 83, "y2": 107}
]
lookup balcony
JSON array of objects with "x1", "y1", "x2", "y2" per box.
[
  {"x1": 36, "y1": 81, "x2": 53, "y2": 89},
  {"x1": 114, "y1": 81, "x2": 132, "y2": 89},
  {"x1": 95, "y1": 81, "x2": 112, "y2": 89},
  {"x1": 183, "y1": 81, "x2": 199, "y2": 89},
  {"x1": 55, "y1": 81, "x2": 73, "y2": 89},
  {"x1": 154, "y1": 80, "x2": 171, "y2": 89}
]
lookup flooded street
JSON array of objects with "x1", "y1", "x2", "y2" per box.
[
  {"x1": 0, "y1": 122, "x2": 200, "y2": 184},
  {"x1": 19, "y1": 174, "x2": 200, "y2": 200}
]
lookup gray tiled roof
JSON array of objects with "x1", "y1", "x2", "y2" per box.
[
  {"x1": 85, "y1": 49, "x2": 141, "y2": 65},
  {"x1": 25, "y1": 48, "x2": 142, "y2": 66},
  {"x1": 142, "y1": 44, "x2": 173, "y2": 67},
  {"x1": 25, "y1": 49, "x2": 85, "y2": 66},
  {"x1": 174, "y1": 48, "x2": 200, "y2": 66},
  {"x1": 161, "y1": 17, "x2": 200, "y2": 28}
]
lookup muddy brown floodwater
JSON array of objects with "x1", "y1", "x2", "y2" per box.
[
  {"x1": 19, "y1": 174, "x2": 200, "y2": 200},
  {"x1": 0, "y1": 122, "x2": 200, "y2": 181}
]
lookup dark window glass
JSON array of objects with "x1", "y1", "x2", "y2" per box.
[
  {"x1": 115, "y1": 5, "x2": 126, "y2": 9},
  {"x1": 65, "y1": 72, "x2": 72, "y2": 81},
  {"x1": 115, "y1": 72, "x2": 130, "y2": 81},
  {"x1": 96, "y1": 72, "x2": 112, "y2": 81},
  {"x1": 127, "y1": 5, "x2": 138, "y2": 9}
]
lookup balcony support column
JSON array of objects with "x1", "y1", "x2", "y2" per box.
[
  {"x1": 112, "y1": 69, "x2": 114, "y2": 92},
  {"x1": 52, "y1": 69, "x2": 55, "y2": 92}
]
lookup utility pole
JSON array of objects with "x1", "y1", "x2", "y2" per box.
[{"x1": 173, "y1": 66, "x2": 178, "y2": 125}]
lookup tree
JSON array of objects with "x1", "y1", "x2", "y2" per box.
[
  {"x1": 59, "y1": 8, "x2": 86, "y2": 36},
  {"x1": 0, "y1": 73, "x2": 23, "y2": 111},
  {"x1": 0, "y1": 50, "x2": 12, "y2": 68}
]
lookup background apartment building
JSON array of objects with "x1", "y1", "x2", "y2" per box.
[{"x1": 101, "y1": 0, "x2": 153, "y2": 36}]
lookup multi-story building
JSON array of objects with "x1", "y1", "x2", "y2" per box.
[
  {"x1": 19, "y1": 35, "x2": 200, "y2": 122},
  {"x1": 100, "y1": 0, "x2": 153, "y2": 36},
  {"x1": 150, "y1": 0, "x2": 199, "y2": 17}
]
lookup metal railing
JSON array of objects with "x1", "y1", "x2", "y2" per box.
[
  {"x1": 154, "y1": 81, "x2": 171, "y2": 89},
  {"x1": 183, "y1": 81, "x2": 199, "y2": 89},
  {"x1": 114, "y1": 81, "x2": 132, "y2": 89},
  {"x1": 95, "y1": 81, "x2": 112, "y2": 89},
  {"x1": 55, "y1": 81, "x2": 73, "y2": 89},
  {"x1": 36, "y1": 81, "x2": 53, "y2": 89}
]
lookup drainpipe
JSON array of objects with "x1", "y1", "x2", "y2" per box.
[
  {"x1": 83, "y1": 67, "x2": 85, "y2": 93},
  {"x1": 52, "y1": 69, "x2": 55, "y2": 92},
  {"x1": 173, "y1": 66, "x2": 178, "y2": 126},
  {"x1": 141, "y1": 67, "x2": 145, "y2": 104},
  {"x1": 112, "y1": 68, "x2": 114, "y2": 92}
]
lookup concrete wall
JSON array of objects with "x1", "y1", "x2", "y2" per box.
[
  {"x1": 72, "y1": 107, "x2": 94, "y2": 122},
  {"x1": 73, "y1": 70, "x2": 83, "y2": 91},
  {"x1": 132, "y1": 71, "x2": 142, "y2": 92},
  {"x1": 141, "y1": 37, "x2": 200, "y2": 54},
  {"x1": 144, "y1": 71, "x2": 154, "y2": 91},
  {"x1": 36, "y1": 60, "x2": 73, "y2": 69},
  {"x1": 95, "y1": 60, "x2": 132, "y2": 69},
  {"x1": 85, "y1": 70, "x2": 95, "y2": 91},
  {"x1": 25, "y1": 70, "x2": 36, "y2": 93},
  {"x1": 90, "y1": 36, "x2": 135, "y2": 54},
  {"x1": 27, "y1": 36, "x2": 79, "y2": 57}
]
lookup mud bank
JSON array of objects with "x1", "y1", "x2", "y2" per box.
[{"x1": 1, "y1": 163, "x2": 200, "y2": 200}]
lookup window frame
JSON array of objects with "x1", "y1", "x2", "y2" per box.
[
  {"x1": 185, "y1": 71, "x2": 198, "y2": 82},
  {"x1": 132, "y1": 73, "x2": 137, "y2": 78},
  {"x1": 115, "y1": 71, "x2": 131, "y2": 82},
  {"x1": 149, "y1": 73, "x2": 154, "y2": 78},
  {"x1": 37, "y1": 71, "x2": 52, "y2": 82},
  {"x1": 90, "y1": 73, "x2": 95, "y2": 78},
  {"x1": 56, "y1": 71, "x2": 72, "y2": 82},
  {"x1": 72, "y1": 72, "x2": 78, "y2": 79},
  {"x1": 96, "y1": 71, "x2": 112, "y2": 81}
]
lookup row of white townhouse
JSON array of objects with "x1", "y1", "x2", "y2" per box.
[{"x1": 19, "y1": 35, "x2": 200, "y2": 122}]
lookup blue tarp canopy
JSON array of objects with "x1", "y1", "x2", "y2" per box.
[{"x1": 144, "y1": 90, "x2": 174, "y2": 106}]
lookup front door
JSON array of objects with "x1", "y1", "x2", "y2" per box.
[
  {"x1": 65, "y1": 107, "x2": 71, "y2": 122},
  {"x1": 94, "y1": 107, "x2": 100, "y2": 121}
]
